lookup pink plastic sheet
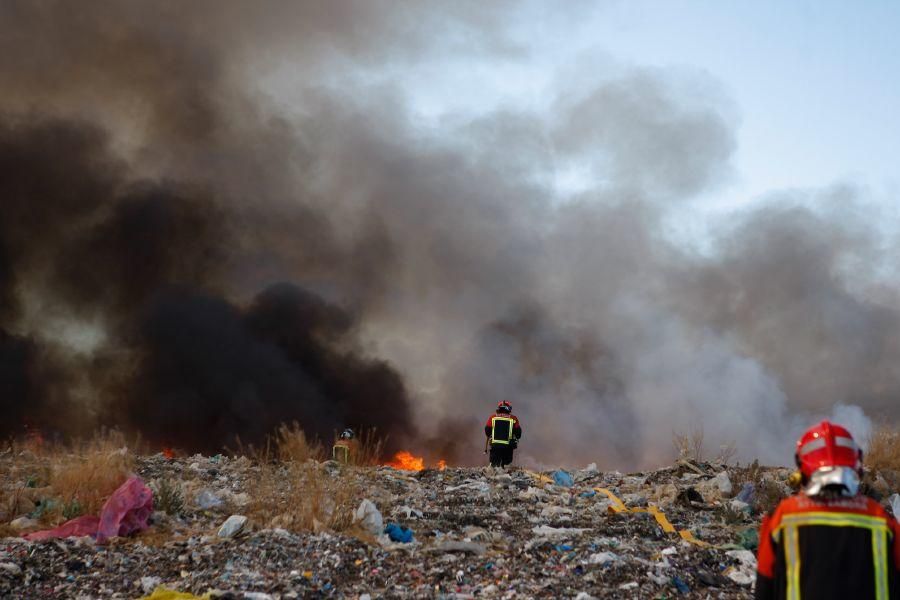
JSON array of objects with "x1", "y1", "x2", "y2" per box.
[{"x1": 24, "y1": 476, "x2": 153, "y2": 542}]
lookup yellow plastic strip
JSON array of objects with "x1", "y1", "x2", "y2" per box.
[
  {"x1": 593, "y1": 487, "x2": 708, "y2": 545},
  {"x1": 678, "y1": 528, "x2": 710, "y2": 547},
  {"x1": 594, "y1": 487, "x2": 628, "y2": 513},
  {"x1": 525, "y1": 471, "x2": 554, "y2": 485},
  {"x1": 647, "y1": 505, "x2": 677, "y2": 534}
]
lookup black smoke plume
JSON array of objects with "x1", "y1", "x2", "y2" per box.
[{"x1": 1, "y1": 2, "x2": 897, "y2": 467}]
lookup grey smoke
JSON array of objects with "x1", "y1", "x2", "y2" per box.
[{"x1": 0, "y1": 1, "x2": 891, "y2": 466}]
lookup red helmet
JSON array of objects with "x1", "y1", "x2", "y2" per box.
[
  {"x1": 795, "y1": 420, "x2": 862, "y2": 479},
  {"x1": 497, "y1": 401, "x2": 512, "y2": 414}
]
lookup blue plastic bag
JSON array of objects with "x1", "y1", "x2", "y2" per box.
[
  {"x1": 384, "y1": 523, "x2": 414, "y2": 543},
  {"x1": 553, "y1": 470, "x2": 574, "y2": 487}
]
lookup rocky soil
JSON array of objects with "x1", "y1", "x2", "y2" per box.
[{"x1": 0, "y1": 452, "x2": 812, "y2": 599}]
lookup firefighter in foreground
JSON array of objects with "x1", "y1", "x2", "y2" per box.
[
  {"x1": 755, "y1": 420, "x2": 900, "y2": 600},
  {"x1": 484, "y1": 401, "x2": 522, "y2": 467}
]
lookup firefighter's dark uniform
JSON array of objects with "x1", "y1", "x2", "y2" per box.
[
  {"x1": 756, "y1": 492, "x2": 900, "y2": 600},
  {"x1": 484, "y1": 414, "x2": 521, "y2": 467}
]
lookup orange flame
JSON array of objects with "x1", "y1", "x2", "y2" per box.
[
  {"x1": 438, "y1": 459, "x2": 447, "y2": 471},
  {"x1": 385, "y1": 450, "x2": 425, "y2": 471},
  {"x1": 162, "y1": 447, "x2": 176, "y2": 460}
]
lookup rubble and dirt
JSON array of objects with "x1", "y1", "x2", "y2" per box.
[{"x1": 2, "y1": 448, "x2": 887, "y2": 599}]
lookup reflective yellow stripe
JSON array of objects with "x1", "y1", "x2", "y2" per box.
[
  {"x1": 785, "y1": 524, "x2": 801, "y2": 600},
  {"x1": 332, "y1": 444, "x2": 349, "y2": 463},
  {"x1": 773, "y1": 511, "x2": 892, "y2": 600},
  {"x1": 490, "y1": 417, "x2": 515, "y2": 445},
  {"x1": 873, "y1": 527, "x2": 888, "y2": 600}
]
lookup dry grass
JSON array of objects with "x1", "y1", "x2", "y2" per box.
[
  {"x1": 248, "y1": 460, "x2": 361, "y2": 534},
  {"x1": 865, "y1": 426, "x2": 900, "y2": 473},
  {"x1": 274, "y1": 422, "x2": 325, "y2": 463},
  {"x1": 672, "y1": 426, "x2": 737, "y2": 465},
  {"x1": 41, "y1": 431, "x2": 134, "y2": 522},
  {"x1": 235, "y1": 422, "x2": 370, "y2": 536},
  {"x1": 1, "y1": 430, "x2": 134, "y2": 526}
]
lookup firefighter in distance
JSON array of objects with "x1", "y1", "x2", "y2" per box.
[
  {"x1": 332, "y1": 428, "x2": 356, "y2": 464},
  {"x1": 755, "y1": 420, "x2": 900, "y2": 600},
  {"x1": 484, "y1": 401, "x2": 522, "y2": 467}
]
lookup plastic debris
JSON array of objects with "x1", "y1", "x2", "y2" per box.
[
  {"x1": 588, "y1": 551, "x2": 620, "y2": 565},
  {"x1": 672, "y1": 575, "x2": 691, "y2": 594},
  {"x1": 353, "y1": 499, "x2": 383, "y2": 536},
  {"x1": 737, "y1": 526, "x2": 759, "y2": 550},
  {"x1": 714, "y1": 471, "x2": 733, "y2": 496},
  {"x1": 725, "y1": 549, "x2": 758, "y2": 586},
  {"x1": 195, "y1": 489, "x2": 223, "y2": 510},
  {"x1": 10, "y1": 516, "x2": 38, "y2": 531},
  {"x1": 137, "y1": 588, "x2": 211, "y2": 600},
  {"x1": 553, "y1": 470, "x2": 574, "y2": 487},
  {"x1": 217, "y1": 515, "x2": 248, "y2": 538},
  {"x1": 23, "y1": 477, "x2": 153, "y2": 543},
  {"x1": 889, "y1": 493, "x2": 900, "y2": 517},
  {"x1": 736, "y1": 482, "x2": 756, "y2": 504},
  {"x1": 427, "y1": 541, "x2": 486, "y2": 555},
  {"x1": 383, "y1": 523, "x2": 413, "y2": 543},
  {"x1": 141, "y1": 576, "x2": 162, "y2": 593}
]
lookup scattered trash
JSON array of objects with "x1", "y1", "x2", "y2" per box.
[
  {"x1": 714, "y1": 471, "x2": 733, "y2": 496},
  {"x1": 137, "y1": 588, "x2": 211, "y2": 600},
  {"x1": 9, "y1": 516, "x2": 38, "y2": 531},
  {"x1": 23, "y1": 477, "x2": 153, "y2": 543},
  {"x1": 427, "y1": 541, "x2": 486, "y2": 555},
  {"x1": 725, "y1": 549, "x2": 758, "y2": 586},
  {"x1": 383, "y1": 523, "x2": 414, "y2": 543},
  {"x1": 195, "y1": 489, "x2": 223, "y2": 510},
  {"x1": 141, "y1": 576, "x2": 163, "y2": 593},
  {"x1": 217, "y1": 515, "x2": 248, "y2": 538},
  {"x1": 736, "y1": 482, "x2": 756, "y2": 504},
  {"x1": 553, "y1": 470, "x2": 574, "y2": 487},
  {"x1": 671, "y1": 575, "x2": 691, "y2": 594},
  {"x1": 1, "y1": 450, "x2": 794, "y2": 597},
  {"x1": 737, "y1": 526, "x2": 759, "y2": 550},
  {"x1": 531, "y1": 525, "x2": 589, "y2": 537},
  {"x1": 889, "y1": 493, "x2": 900, "y2": 518},
  {"x1": 588, "y1": 551, "x2": 620, "y2": 565}
]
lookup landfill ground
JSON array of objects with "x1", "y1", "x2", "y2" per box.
[{"x1": 4, "y1": 449, "x2": 894, "y2": 599}]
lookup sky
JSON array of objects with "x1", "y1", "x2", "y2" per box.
[{"x1": 373, "y1": 1, "x2": 900, "y2": 216}]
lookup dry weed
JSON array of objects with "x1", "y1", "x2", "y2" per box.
[
  {"x1": 248, "y1": 461, "x2": 360, "y2": 534},
  {"x1": 673, "y1": 426, "x2": 705, "y2": 463},
  {"x1": 866, "y1": 426, "x2": 900, "y2": 473},
  {"x1": 42, "y1": 431, "x2": 134, "y2": 523},
  {"x1": 274, "y1": 422, "x2": 324, "y2": 463},
  {"x1": 673, "y1": 426, "x2": 737, "y2": 465}
]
